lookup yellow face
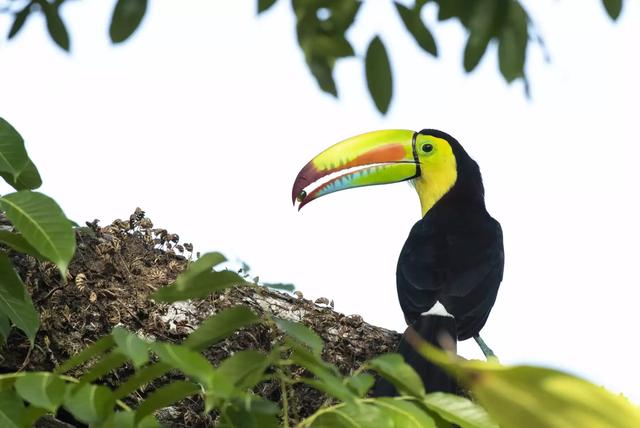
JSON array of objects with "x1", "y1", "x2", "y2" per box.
[{"x1": 412, "y1": 133, "x2": 458, "y2": 216}]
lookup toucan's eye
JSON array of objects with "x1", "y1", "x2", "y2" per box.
[{"x1": 421, "y1": 143, "x2": 434, "y2": 153}]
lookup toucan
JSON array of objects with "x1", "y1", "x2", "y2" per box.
[{"x1": 292, "y1": 129, "x2": 504, "y2": 394}]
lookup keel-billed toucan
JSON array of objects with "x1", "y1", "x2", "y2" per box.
[{"x1": 292, "y1": 129, "x2": 504, "y2": 394}]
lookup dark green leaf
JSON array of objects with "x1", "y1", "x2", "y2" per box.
[
  {"x1": 14, "y1": 372, "x2": 66, "y2": 412},
  {"x1": 275, "y1": 318, "x2": 323, "y2": 355},
  {"x1": 436, "y1": 0, "x2": 467, "y2": 22},
  {"x1": 0, "y1": 389, "x2": 25, "y2": 428},
  {"x1": 603, "y1": 0, "x2": 623, "y2": 20},
  {"x1": 151, "y1": 342, "x2": 216, "y2": 387},
  {"x1": 183, "y1": 306, "x2": 259, "y2": 351},
  {"x1": 462, "y1": 0, "x2": 498, "y2": 72},
  {"x1": 303, "y1": 35, "x2": 354, "y2": 58},
  {"x1": 112, "y1": 362, "x2": 171, "y2": 400},
  {"x1": 463, "y1": 33, "x2": 490, "y2": 72},
  {"x1": 135, "y1": 381, "x2": 199, "y2": 423},
  {"x1": 41, "y1": 1, "x2": 70, "y2": 51},
  {"x1": 217, "y1": 350, "x2": 270, "y2": 390},
  {"x1": 365, "y1": 35, "x2": 393, "y2": 114},
  {"x1": 152, "y1": 270, "x2": 244, "y2": 303},
  {"x1": 310, "y1": 402, "x2": 393, "y2": 428},
  {"x1": 221, "y1": 401, "x2": 279, "y2": 428},
  {"x1": 498, "y1": 3, "x2": 528, "y2": 82},
  {"x1": 308, "y1": 57, "x2": 338, "y2": 97},
  {"x1": 368, "y1": 353, "x2": 425, "y2": 398},
  {"x1": 374, "y1": 398, "x2": 436, "y2": 428},
  {"x1": 0, "y1": 314, "x2": 9, "y2": 344},
  {"x1": 395, "y1": 3, "x2": 438, "y2": 56},
  {"x1": 345, "y1": 373, "x2": 375, "y2": 397},
  {"x1": 54, "y1": 335, "x2": 115, "y2": 374},
  {"x1": 0, "y1": 191, "x2": 76, "y2": 276},
  {"x1": 326, "y1": 1, "x2": 361, "y2": 32},
  {"x1": 0, "y1": 158, "x2": 42, "y2": 191},
  {"x1": 112, "y1": 326, "x2": 149, "y2": 369},
  {"x1": 110, "y1": 0, "x2": 148, "y2": 43},
  {"x1": 421, "y1": 392, "x2": 497, "y2": 428},
  {"x1": 257, "y1": 0, "x2": 277, "y2": 14},
  {"x1": 7, "y1": 5, "x2": 32, "y2": 40},
  {"x1": 263, "y1": 282, "x2": 295, "y2": 292},
  {"x1": 63, "y1": 383, "x2": 113, "y2": 425},
  {"x1": 0, "y1": 230, "x2": 45, "y2": 260},
  {"x1": 0, "y1": 118, "x2": 29, "y2": 181},
  {"x1": 0, "y1": 252, "x2": 39, "y2": 345}
]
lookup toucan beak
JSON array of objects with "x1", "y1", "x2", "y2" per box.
[{"x1": 292, "y1": 129, "x2": 420, "y2": 209}]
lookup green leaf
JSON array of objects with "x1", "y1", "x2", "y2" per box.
[
  {"x1": 0, "y1": 158, "x2": 42, "y2": 191},
  {"x1": 183, "y1": 306, "x2": 259, "y2": 351},
  {"x1": 14, "y1": 372, "x2": 66, "y2": 412},
  {"x1": 307, "y1": 58, "x2": 338, "y2": 97},
  {"x1": 221, "y1": 399, "x2": 280, "y2": 428},
  {"x1": 303, "y1": 35, "x2": 354, "y2": 58},
  {"x1": 0, "y1": 314, "x2": 9, "y2": 344},
  {"x1": 257, "y1": 0, "x2": 278, "y2": 14},
  {"x1": 0, "y1": 191, "x2": 76, "y2": 276},
  {"x1": 310, "y1": 402, "x2": 393, "y2": 428},
  {"x1": 437, "y1": 0, "x2": 467, "y2": 22},
  {"x1": 0, "y1": 252, "x2": 39, "y2": 345},
  {"x1": 422, "y1": 393, "x2": 497, "y2": 428},
  {"x1": 263, "y1": 282, "x2": 295, "y2": 292},
  {"x1": 0, "y1": 390, "x2": 26, "y2": 428},
  {"x1": 152, "y1": 270, "x2": 244, "y2": 303},
  {"x1": 217, "y1": 350, "x2": 270, "y2": 390},
  {"x1": 462, "y1": 0, "x2": 498, "y2": 72},
  {"x1": 498, "y1": 3, "x2": 528, "y2": 83},
  {"x1": 77, "y1": 352, "x2": 127, "y2": 386},
  {"x1": 100, "y1": 410, "x2": 161, "y2": 428},
  {"x1": 7, "y1": 5, "x2": 32, "y2": 40},
  {"x1": 0, "y1": 230, "x2": 45, "y2": 259},
  {"x1": 275, "y1": 318, "x2": 323, "y2": 355},
  {"x1": 395, "y1": 3, "x2": 438, "y2": 56},
  {"x1": 112, "y1": 326, "x2": 149, "y2": 369},
  {"x1": 54, "y1": 335, "x2": 115, "y2": 374},
  {"x1": 374, "y1": 397, "x2": 436, "y2": 428},
  {"x1": 41, "y1": 1, "x2": 70, "y2": 51},
  {"x1": 345, "y1": 373, "x2": 375, "y2": 397},
  {"x1": 135, "y1": 381, "x2": 200, "y2": 423},
  {"x1": 603, "y1": 0, "x2": 623, "y2": 20},
  {"x1": 368, "y1": 353, "x2": 425, "y2": 398},
  {"x1": 63, "y1": 383, "x2": 113, "y2": 425},
  {"x1": 0, "y1": 118, "x2": 29, "y2": 181},
  {"x1": 0, "y1": 373, "x2": 21, "y2": 391},
  {"x1": 110, "y1": 0, "x2": 148, "y2": 43},
  {"x1": 112, "y1": 362, "x2": 171, "y2": 400},
  {"x1": 151, "y1": 342, "x2": 216, "y2": 387},
  {"x1": 176, "y1": 252, "x2": 227, "y2": 286},
  {"x1": 365, "y1": 35, "x2": 393, "y2": 114}
]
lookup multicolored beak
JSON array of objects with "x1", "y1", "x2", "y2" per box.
[{"x1": 292, "y1": 129, "x2": 420, "y2": 209}]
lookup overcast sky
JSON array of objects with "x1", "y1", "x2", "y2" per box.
[{"x1": 1, "y1": 0, "x2": 639, "y2": 401}]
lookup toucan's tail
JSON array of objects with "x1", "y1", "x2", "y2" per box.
[{"x1": 372, "y1": 315, "x2": 459, "y2": 396}]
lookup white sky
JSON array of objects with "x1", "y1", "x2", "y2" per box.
[{"x1": 2, "y1": 0, "x2": 639, "y2": 401}]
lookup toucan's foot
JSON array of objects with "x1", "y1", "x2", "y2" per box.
[{"x1": 474, "y1": 335, "x2": 498, "y2": 362}]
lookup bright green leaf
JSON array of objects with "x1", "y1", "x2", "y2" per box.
[
  {"x1": 152, "y1": 270, "x2": 244, "y2": 303},
  {"x1": 368, "y1": 353, "x2": 425, "y2": 398},
  {"x1": 177, "y1": 252, "x2": 227, "y2": 286},
  {"x1": 54, "y1": 335, "x2": 115, "y2": 374},
  {"x1": 217, "y1": 350, "x2": 270, "y2": 390},
  {"x1": 365, "y1": 35, "x2": 393, "y2": 114},
  {"x1": 0, "y1": 191, "x2": 76, "y2": 276},
  {"x1": 183, "y1": 306, "x2": 259, "y2": 351},
  {"x1": 0, "y1": 390, "x2": 25, "y2": 428},
  {"x1": 422, "y1": 392, "x2": 497, "y2": 428},
  {"x1": 0, "y1": 252, "x2": 39, "y2": 345},
  {"x1": 257, "y1": 0, "x2": 277, "y2": 14},
  {"x1": 14, "y1": 372, "x2": 66, "y2": 412},
  {"x1": 395, "y1": 3, "x2": 438, "y2": 56},
  {"x1": 221, "y1": 399, "x2": 280, "y2": 428},
  {"x1": 345, "y1": 373, "x2": 375, "y2": 397},
  {"x1": 0, "y1": 118, "x2": 29, "y2": 181},
  {"x1": 310, "y1": 402, "x2": 393, "y2": 428},
  {"x1": 101, "y1": 410, "x2": 160, "y2": 428},
  {"x1": 0, "y1": 158, "x2": 42, "y2": 191},
  {"x1": 135, "y1": 381, "x2": 199, "y2": 423},
  {"x1": 110, "y1": 0, "x2": 148, "y2": 43},
  {"x1": 275, "y1": 318, "x2": 323, "y2": 355},
  {"x1": 374, "y1": 397, "x2": 437, "y2": 428},
  {"x1": 112, "y1": 326, "x2": 149, "y2": 369},
  {"x1": 603, "y1": 0, "x2": 623, "y2": 20},
  {"x1": 0, "y1": 230, "x2": 45, "y2": 260},
  {"x1": 151, "y1": 342, "x2": 216, "y2": 386},
  {"x1": 63, "y1": 383, "x2": 113, "y2": 425},
  {"x1": 41, "y1": 2, "x2": 70, "y2": 51}
]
